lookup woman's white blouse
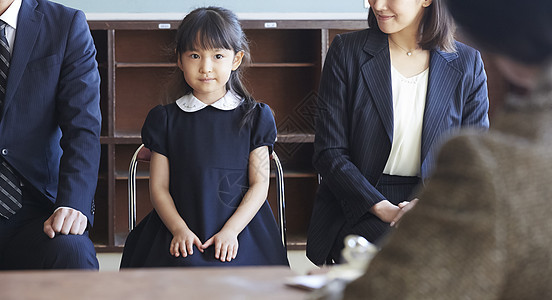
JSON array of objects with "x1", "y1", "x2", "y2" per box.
[{"x1": 383, "y1": 66, "x2": 429, "y2": 177}]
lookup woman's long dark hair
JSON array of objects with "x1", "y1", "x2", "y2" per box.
[
  {"x1": 165, "y1": 6, "x2": 257, "y2": 126},
  {"x1": 368, "y1": 0, "x2": 456, "y2": 52}
]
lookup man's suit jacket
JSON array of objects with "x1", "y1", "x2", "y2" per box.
[
  {"x1": 343, "y1": 63, "x2": 552, "y2": 300},
  {"x1": 307, "y1": 28, "x2": 489, "y2": 265},
  {"x1": 0, "y1": 0, "x2": 101, "y2": 223}
]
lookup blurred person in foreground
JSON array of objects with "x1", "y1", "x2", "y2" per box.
[{"x1": 343, "y1": 0, "x2": 552, "y2": 298}]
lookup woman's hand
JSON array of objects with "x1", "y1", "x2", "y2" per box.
[
  {"x1": 201, "y1": 228, "x2": 239, "y2": 262},
  {"x1": 170, "y1": 227, "x2": 203, "y2": 258},
  {"x1": 390, "y1": 198, "x2": 420, "y2": 227},
  {"x1": 370, "y1": 200, "x2": 401, "y2": 223}
]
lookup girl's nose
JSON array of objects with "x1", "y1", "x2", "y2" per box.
[{"x1": 199, "y1": 59, "x2": 213, "y2": 74}]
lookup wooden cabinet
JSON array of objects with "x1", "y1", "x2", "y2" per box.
[{"x1": 88, "y1": 20, "x2": 367, "y2": 251}]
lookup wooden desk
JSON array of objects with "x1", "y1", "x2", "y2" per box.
[{"x1": 0, "y1": 266, "x2": 306, "y2": 299}]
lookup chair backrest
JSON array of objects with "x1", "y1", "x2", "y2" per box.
[{"x1": 128, "y1": 144, "x2": 287, "y2": 247}]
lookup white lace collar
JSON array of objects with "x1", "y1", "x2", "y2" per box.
[{"x1": 176, "y1": 91, "x2": 242, "y2": 112}]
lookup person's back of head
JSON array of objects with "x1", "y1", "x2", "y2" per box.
[{"x1": 445, "y1": 0, "x2": 552, "y2": 65}]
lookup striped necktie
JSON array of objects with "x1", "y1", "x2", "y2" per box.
[
  {"x1": 0, "y1": 20, "x2": 22, "y2": 219},
  {"x1": 0, "y1": 20, "x2": 9, "y2": 106}
]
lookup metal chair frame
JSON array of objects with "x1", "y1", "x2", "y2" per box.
[{"x1": 128, "y1": 144, "x2": 287, "y2": 247}]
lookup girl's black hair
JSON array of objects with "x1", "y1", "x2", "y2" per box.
[
  {"x1": 368, "y1": 0, "x2": 456, "y2": 52},
  {"x1": 165, "y1": 6, "x2": 257, "y2": 126}
]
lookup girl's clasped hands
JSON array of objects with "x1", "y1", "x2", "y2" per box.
[{"x1": 170, "y1": 227, "x2": 239, "y2": 262}]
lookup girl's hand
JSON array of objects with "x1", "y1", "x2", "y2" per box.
[
  {"x1": 370, "y1": 200, "x2": 400, "y2": 223},
  {"x1": 170, "y1": 227, "x2": 203, "y2": 258},
  {"x1": 201, "y1": 229, "x2": 239, "y2": 262}
]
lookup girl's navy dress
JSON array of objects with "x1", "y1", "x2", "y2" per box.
[{"x1": 120, "y1": 94, "x2": 288, "y2": 267}]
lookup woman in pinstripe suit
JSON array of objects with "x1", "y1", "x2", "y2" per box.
[{"x1": 307, "y1": 0, "x2": 490, "y2": 265}]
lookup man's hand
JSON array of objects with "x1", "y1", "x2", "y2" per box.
[{"x1": 43, "y1": 207, "x2": 88, "y2": 238}]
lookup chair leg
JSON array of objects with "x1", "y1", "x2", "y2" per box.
[
  {"x1": 128, "y1": 144, "x2": 145, "y2": 231},
  {"x1": 271, "y1": 152, "x2": 287, "y2": 248}
]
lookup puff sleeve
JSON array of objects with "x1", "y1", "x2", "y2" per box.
[
  {"x1": 141, "y1": 105, "x2": 169, "y2": 157},
  {"x1": 250, "y1": 103, "x2": 277, "y2": 154}
]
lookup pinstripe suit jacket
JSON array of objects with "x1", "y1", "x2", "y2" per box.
[
  {"x1": 306, "y1": 28, "x2": 489, "y2": 265},
  {"x1": 0, "y1": 0, "x2": 101, "y2": 223}
]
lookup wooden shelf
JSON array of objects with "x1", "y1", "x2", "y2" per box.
[
  {"x1": 114, "y1": 170, "x2": 317, "y2": 181},
  {"x1": 115, "y1": 62, "x2": 176, "y2": 68},
  {"x1": 102, "y1": 134, "x2": 315, "y2": 144},
  {"x1": 287, "y1": 235, "x2": 308, "y2": 251},
  {"x1": 277, "y1": 133, "x2": 315, "y2": 143},
  {"x1": 250, "y1": 62, "x2": 316, "y2": 68},
  {"x1": 88, "y1": 19, "x2": 366, "y2": 253},
  {"x1": 94, "y1": 240, "x2": 308, "y2": 252},
  {"x1": 114, "y1": 62, "x2": 317, "y2": 68},
  {"x1": 100, "y1": 136, "x2": 142, "y2": 144},
  {"x1": 88, "y1": 20, "x2": 368, "y2": 31}
]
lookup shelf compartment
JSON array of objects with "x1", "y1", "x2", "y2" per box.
[
  {"x1": 103, "y1": 134, "x2": 314, "y2": 145},
  {"x1": 89, "y1": 177, "x2": 109, "y2": 247},
  {"x1": 101, "y1": 136, "x2": 143, "y2": 144},
  {"x1": 250, "y1": 62, "x2": 316, "y2": 68},
  {"x1": 114, "y1": 144, "x2": 149, "y2": 177},
  {"x1": 267, "y1": 176, "x2": 318, "y2": 250},
  {"x1": 114, "y1": 66, "x2": 319, "y2": 137},
  {"x1": 99, "y1": 66, "x2": 109, "y2": 137},
  {"x1": 114, "y1": 67, "x2": 173, "y2": 136},
  {"x1": 245, "y1": 67, "x2": 319, "y2": 135},
  {"x1": 114, "y1": 30, "x2": 176, "y2": 63},
  {"x1": 245, "y1": 29, "x2": 321, "y2": 64},
  {"x1": 277, "y1": 133, "x2": 314, "y2": 143},
  {"x1": 91, "y1": 30, "x2": 108, "y2": 65},
  {"x1": 114, "y1": 179, "x2": 152, "y2": 247},
  {"x1": 115, "y1": 169, "x2": 316, "y2": 181},
  {"x1": 115, "y1": 62, "x2": 317, "y2": 68},
  {"x1": 274, "y1": 142, "x2": 316, "y2": 172},
  {"x1": 116, "y1": 62, "x2": 177, "y2": 68}
]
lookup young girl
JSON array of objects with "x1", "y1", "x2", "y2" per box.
[{"x1": 120, "y1": 6, "x2": 289, "y2": 267}]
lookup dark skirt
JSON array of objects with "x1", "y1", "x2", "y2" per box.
[{"x1": 327, "y1": 174, "x2": 421, "y2": 263}]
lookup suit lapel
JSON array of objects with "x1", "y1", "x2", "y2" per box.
[
  {"x1": 421, "y1": 49, "x2": 460, "y2": 163},
  {"x1": 4, "y1": 0, "x2": 42, "y2": 110},
  {"x1": 361, "y1": 31, "x2": 393, "y2": 142}
]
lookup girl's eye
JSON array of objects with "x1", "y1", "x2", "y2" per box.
[
  {"x1": 215, "y1": 54, "x2": 223, "y2": 59},
  {"x1": 191, "y1": 54, "x2": 200, "y2": 59}
]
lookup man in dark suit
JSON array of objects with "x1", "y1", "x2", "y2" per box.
[{"x1": 0, "y1": 0, "x2": 101, "y2": 269}]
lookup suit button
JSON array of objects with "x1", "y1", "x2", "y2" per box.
[{"x1": 1, "y1": 149, "x2": 7, "y2": 155}]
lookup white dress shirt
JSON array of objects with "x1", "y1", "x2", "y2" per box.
[{"x1": 0, "y1": 0, "x2": 22, "y2": 55}]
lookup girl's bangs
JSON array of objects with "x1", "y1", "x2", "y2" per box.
[{"x1": 184, "y1": 22, "x2": 234, "y2": 52}]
